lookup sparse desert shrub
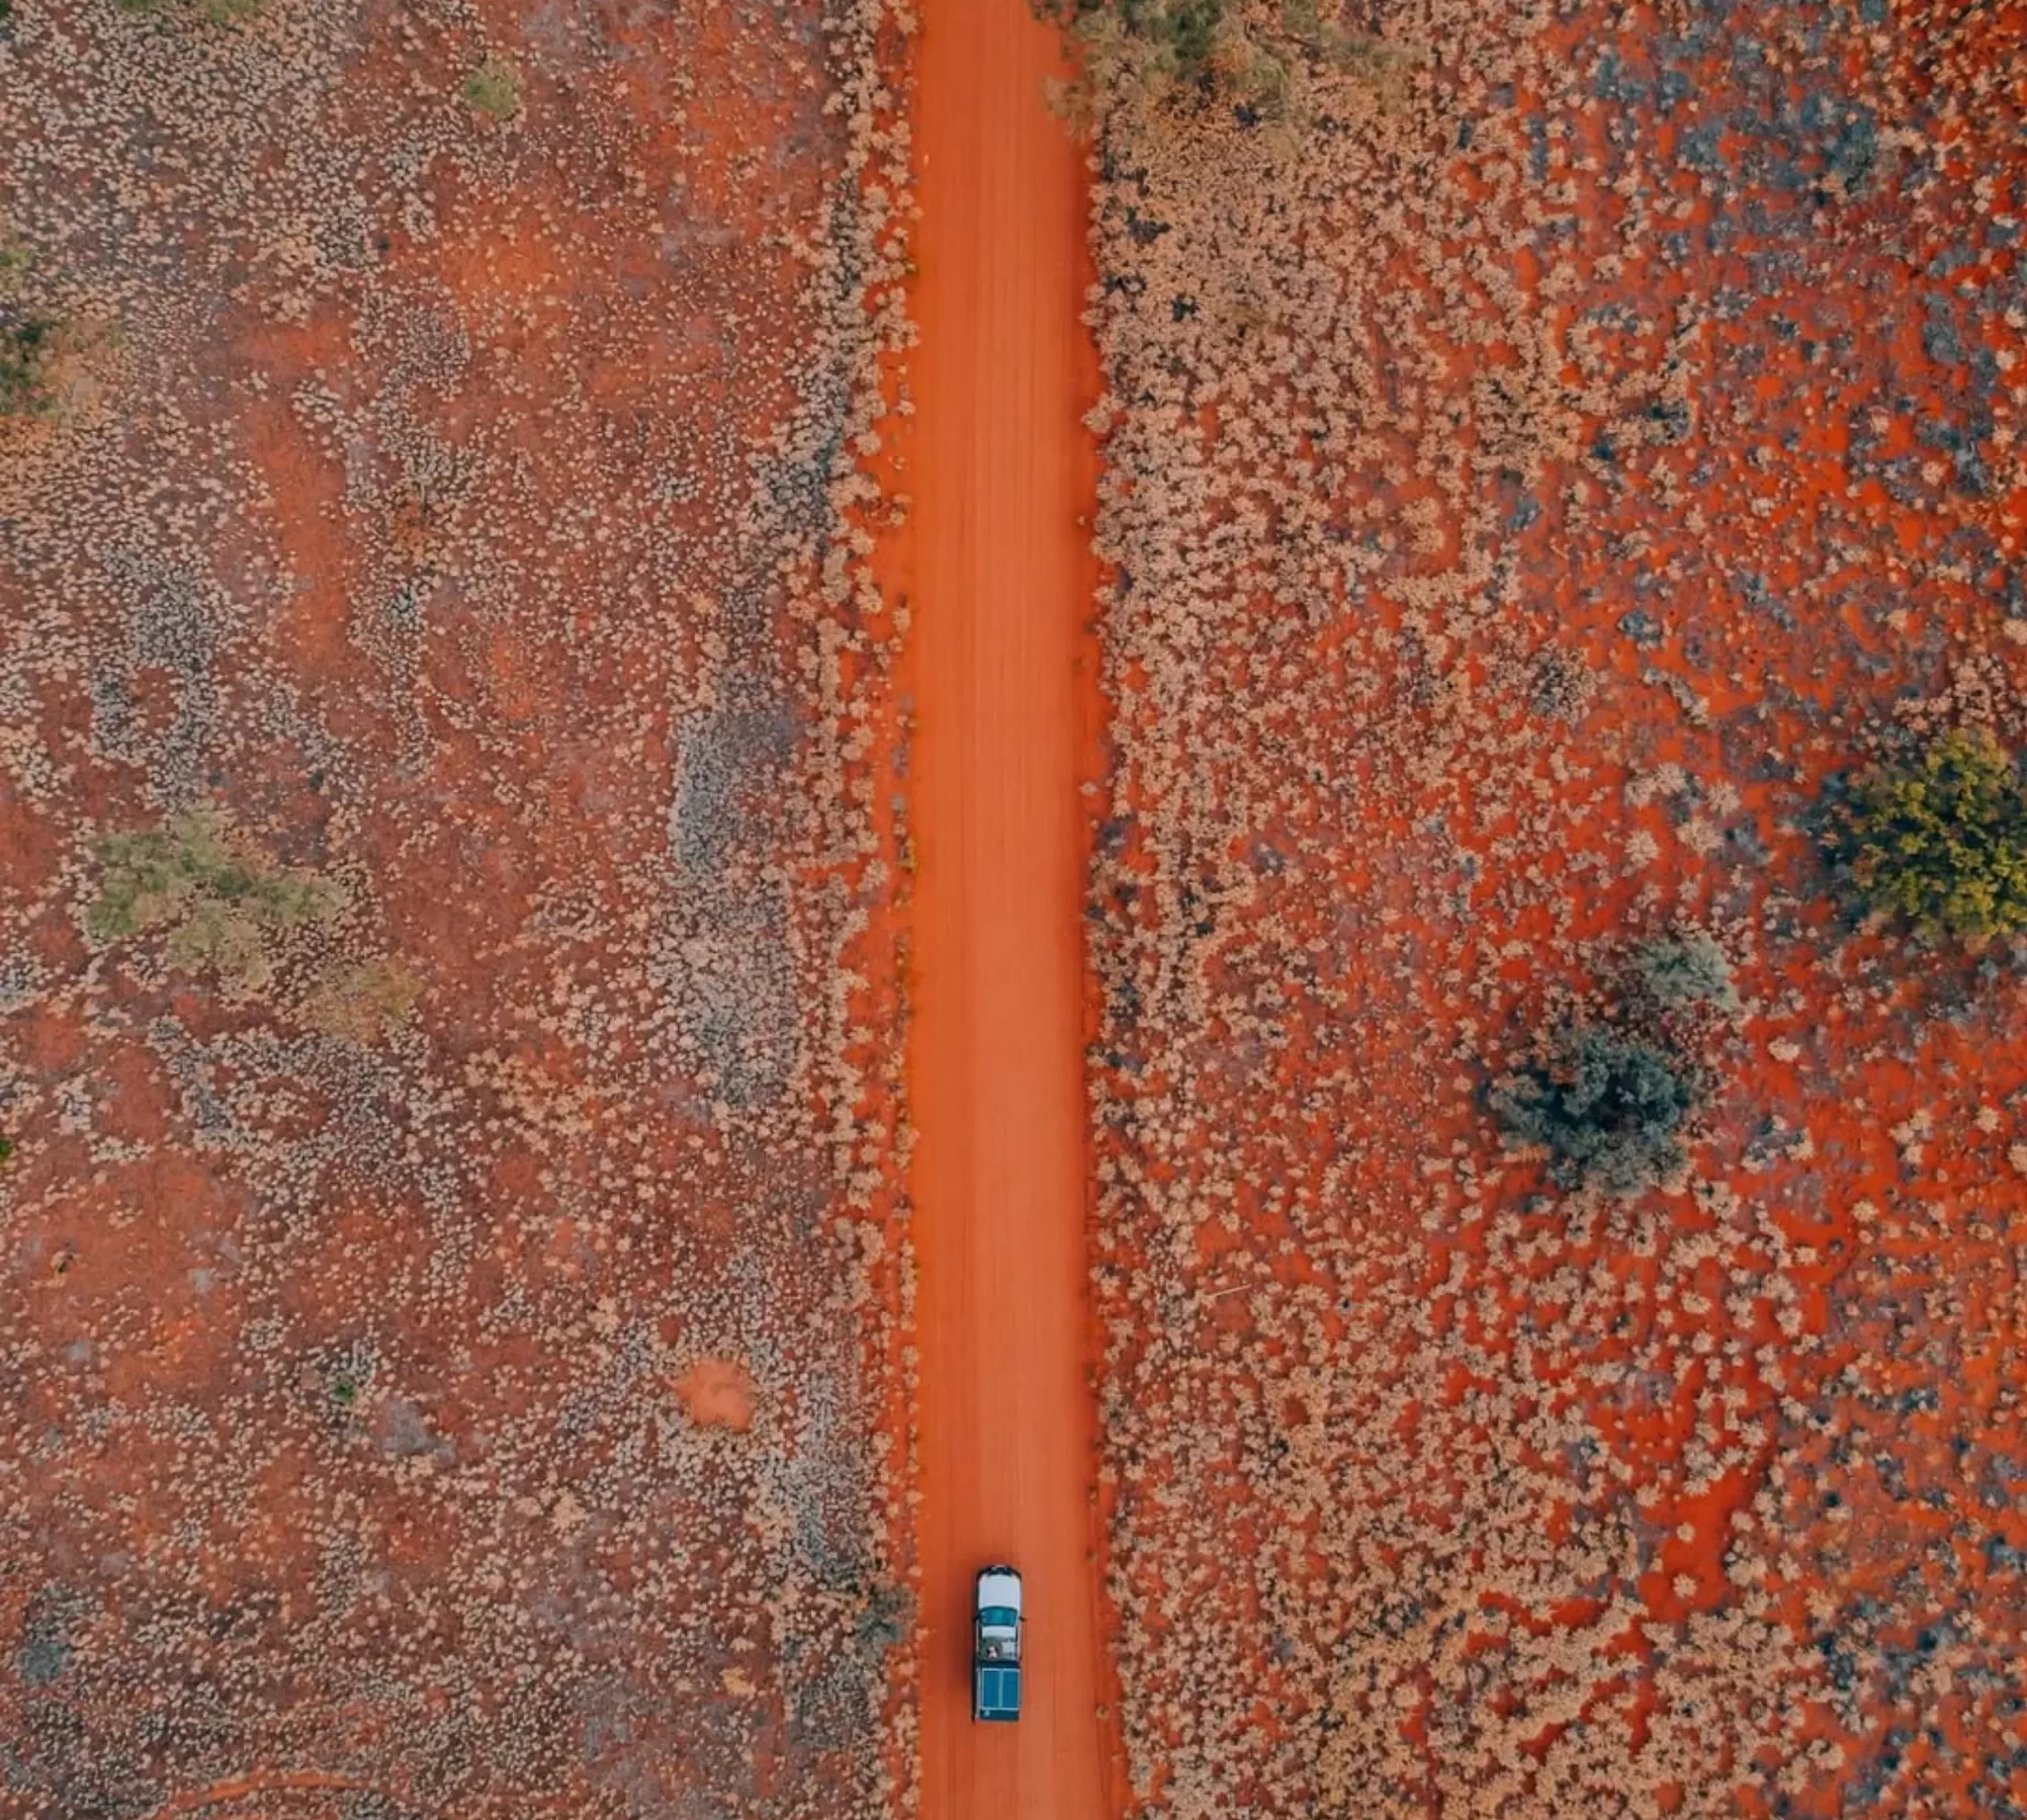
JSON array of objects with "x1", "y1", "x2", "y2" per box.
[
  {"x1": 850, "y1": 1575, "x2": 910, "y2": 1655},
  {"x1": 116, "y1": 0, "x2": 266, "y2": 22},
  {"x1": 87, "y1": 810, "x2": 340, "y2": 989},
  {"x1": 0, "y1": 241, "x2": 60, "y2": 420},
  {"x1": 1629, "y1": 927, "x2": 1739, "y2": 1014},
  {"x1": 303, "y1": 956, "x2": 421, "y2": 1043},
  {"x1": 1036, "y1": 0, "x2": 1404, "y2": 116},
  {"x1": 1039, "y1": 0, "x2": 1227, "y2": 90},
  {"x1": 463, "y1": 57, "x2": 523, "y2": 121},
  {"x1": 1835, "y1": 725, "x2": 2027, "y2": 943},
  {"x1": 0, "y1": 313, "x2": 59, "y2": 417},
  {"x1": 1493, "y1": 1023, "x2": 1698, "y2": 1195}
]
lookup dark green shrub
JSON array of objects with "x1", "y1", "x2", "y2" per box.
[
  {"x1": 1835, "y1": 726, "x2": 2027, "y2": 943},
  {"x1": 0, "y1": 238, "x2": 61, "y2": 419},
  {"x1": 1038, "y1": 0, "x2": 1228, "y2": 88},
  {"x1": 0, "y1": 313, "x2": 58, "y2": 416},
  {"x1": 1493, "y1": 1024, "x2": 1698, "y2": 1196},
  {"x1": 1036, "y1": 0, "x2": 1411, "y2": 116}
]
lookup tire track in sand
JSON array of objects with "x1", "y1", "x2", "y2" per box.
[{"x1": 905, "y1": 2, "x2": 1121, "y2": 1816}]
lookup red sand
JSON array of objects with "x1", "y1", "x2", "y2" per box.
[
  {"x1": 903, "y1": 1, "x2": 1122, "y2": 1814},
  {"x1": 673, "y1": 1357, "x2": 757, "y2": 1433}
]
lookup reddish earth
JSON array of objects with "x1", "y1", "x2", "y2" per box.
[
  {"x1": 674, "y1": 1357, "x2": 757, "y2": 1434},
  {"x1": 0, "y1": 2, "x2": 915, "y2": 1815},
  {"x1": 11, "y1": 0, "x2": 2022, "y2": 1815},
  {"x1": 900, "y1": 0, "x2": 1123, "y2": 1815},
  {"x1": 1075, "y1": 2, "x2": 2027, "y2": 1814}
]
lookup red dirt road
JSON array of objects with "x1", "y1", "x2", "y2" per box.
[{"x1": 905, "y1": 2, "x2": 1116, "y2": 1817}]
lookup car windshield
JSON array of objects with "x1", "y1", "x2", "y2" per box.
[{"x1": 976, "y1": 1605, "x2": 1019, "y2": 1628}]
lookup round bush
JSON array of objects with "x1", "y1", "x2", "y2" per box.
[
  {"x1": 1840, "y1": 727, "x2": 2027, "y2": 942},
  {"x1": 1493, "y1": 1024, "x2": 1697, "y2": 1195}
]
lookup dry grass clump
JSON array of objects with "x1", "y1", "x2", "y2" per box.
[
  {"x1": 1629, "y1": 926, "x2": 1739, "y2": 1016},
  {"x1": 462, "y1": 55, "x2": 522, "y2": 122},
  {"x1": 299, "y1": 956, "x2": 421, "y2": 1043}
]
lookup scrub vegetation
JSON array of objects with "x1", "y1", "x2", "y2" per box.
[
  {"x1": 86, "y1": 811, "x2": 340, "y2": 984},
  {"x1": 1072, "y1": 0, "x2": 2027, "y2": 1814},
  {"x1": 0, "y1": 240, "x2": 59, "y2": 418},
  {"x1": 462, "y1": 55, "x2": 522, "y2": 122},
  {"x1": 1492, "y1": 1021, "x2": 1698, "y2": 1196},
  {"x1": 115, "y1": 0, "x2": 268, "y2": 25},
  {"x1": 1039, "y1": 0, "x2": 1412, "y2": 118},
  {"x1": 1836, "y1": 725, "x2": 2027, "y2": 943},
  {"x1": 0, "y1": 1, "x2": 916, "y2": 1815}
]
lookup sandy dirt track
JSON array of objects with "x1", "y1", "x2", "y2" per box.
[{"x1": 904, "y1": 2, "x2": 1119, "y2": 1816}]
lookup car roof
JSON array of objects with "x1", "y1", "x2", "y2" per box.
[{"x1": 975, "y1": 1569, "x2": 1022, "y2": 1613}]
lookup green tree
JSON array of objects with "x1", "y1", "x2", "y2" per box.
[
  {"x1": 1492, "y1": 1023, "x2": 1698, "y2": 1196},
  {"x1": 1038, "y1": 0, "x2": 1229, "y2": 88},
  {"x1": 1837, "y1": 726, "x2": 2027, "y2": 942}
]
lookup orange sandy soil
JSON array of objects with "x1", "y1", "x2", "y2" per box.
[
  {"x1": 1078, "y1": 2, "x2": 2027, "y2": 1815},
  {"x1": 900, "y1": 2, "x2": 1122, "y2": 1818},
  {"x1": 0, "y1": 2, "x2": 917, "y2": 1816}
]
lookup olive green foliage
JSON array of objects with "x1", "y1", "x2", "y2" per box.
[
  {"x1": 0, "y1": 314, "x2": 56, "y2": 416},
  {"x1": 1493, "y1": 1023, "x2": 1698, "y2": 1196},
  {"x1": 1039, "y1": 0, "x2": 1227, "y2": 86},
  {"x1": 0, "y1": 241, "x2": 59, "y2": 420},
  {"x1": 88, "y1": 811, "x2": 340, "y2": 989},
  {"x1": 116, "y1": 0, "x2": 266, "y2": 22},
  {"x1": 1630, "y1": 928, "x2": 1738, "y2": 1014},
  {"x1": 1837, "y1": 726, "x2": 2027, "y2": 942},
  {"x1": 1036, "y1": 0, "x2": 1406, "y2": 115},
  {"x1": 463, "y1": 57, "x2": 523, "y2": 120},
  {"x1": 303, "y1": 956, "x2": 421, "y2": 1043}
]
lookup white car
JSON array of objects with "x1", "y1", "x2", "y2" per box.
[{"x1": 972, "y1": 1565, "x2": 1023, "y2": 1722}]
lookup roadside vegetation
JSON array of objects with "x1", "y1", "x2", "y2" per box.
[
  {"x1": 1036, "y1": 0, "x2": 1413, "y2": 120},
  {"x1": 1077, "y1": 0, "x2": 2027, "y2": 1808},
  {"x1": 0, "y1": 0, "x2": 914, "y2": 1810}
]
